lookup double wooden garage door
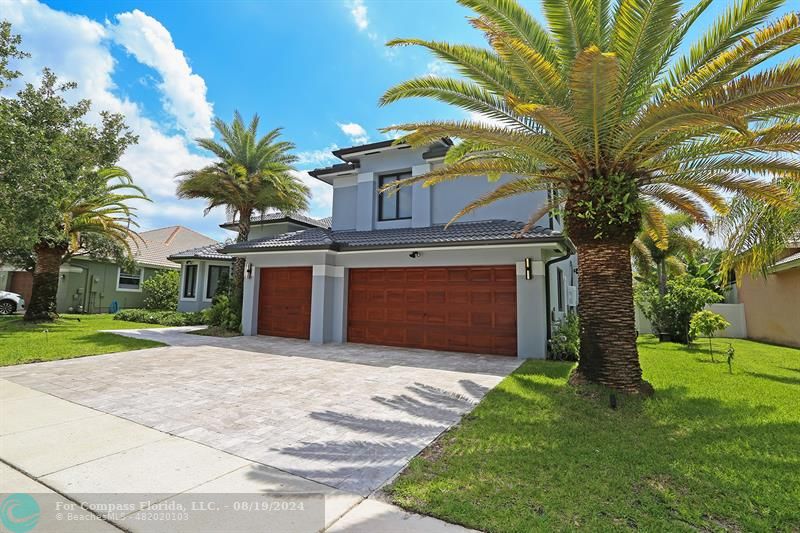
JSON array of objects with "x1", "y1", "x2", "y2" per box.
[
  {"x1": 348, "y1": 266, "x2": 517, "y2": 356},
  {"x1": 257, "y1": 265, "x2": 517, "y2": 356}
]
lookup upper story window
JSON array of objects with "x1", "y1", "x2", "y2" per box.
[{"x1": 378, "y1": 172, "x2": 412, "y2": 221}]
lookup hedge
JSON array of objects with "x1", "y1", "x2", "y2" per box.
[{"x1": 113, "y1": 308, "x2": 207, "y2": 327}]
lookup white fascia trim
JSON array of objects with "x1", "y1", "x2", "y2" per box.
[
  {"x1": 228, "y1": 241, "x2": 568, "y2": 256},
  {"x1": 339, "y1": 144, "x2": 410, "y2": 161},
  {"x1": 116, "y1": 266, "x2": 144, "y2": 293}
]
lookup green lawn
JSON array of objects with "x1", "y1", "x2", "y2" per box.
[
  {"x1": 0, "y1": 314, "x2": 166, "y2": 366},
  {"x1": 389, "y1": 337, "x2": 800, "y2": 532}
]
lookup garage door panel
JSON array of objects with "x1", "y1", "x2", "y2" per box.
[
  {"x1": 347, "y1": 266, "x2": 517, "y2": 356},
  {"x1": 258, "y1": 267, "x2": 311, "y2": 339}
]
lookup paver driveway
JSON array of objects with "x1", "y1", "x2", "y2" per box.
[{"x1": 0, "y1": 329, "x2": 519, "y2": 496}]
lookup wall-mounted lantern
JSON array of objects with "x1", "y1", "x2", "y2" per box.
[
  {"x1": 409, "y1": 251, "x2": 421, "y2": 259},
  {"x1": 524, "y1": 257, "x2": 533, "y2": 280},
  {"x1": 246, "y1": 263, "x2": 253, "y2": 279}
]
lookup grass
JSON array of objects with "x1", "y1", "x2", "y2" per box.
[
  {"x1": 0, "y1": 314, "x2": 166, "y2": 366},
  {"x1": 388, "y1": 337, "x2": 800, "y2": 532}
]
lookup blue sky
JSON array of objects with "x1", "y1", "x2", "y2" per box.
[{"x1": 2, "y1": 0, "x2": 795, "y2": 241}]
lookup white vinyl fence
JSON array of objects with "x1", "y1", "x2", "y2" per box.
[{"x1": 635, "y1": 303, "x2": 747, "y2": 338}]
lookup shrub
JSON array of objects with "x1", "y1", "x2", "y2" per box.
[
  {"x1": 549, "y1": 312, "x2": 580, "y2": 361},
  {"x1": 203, "y1": 294, "x2": 240, "y2": 332},
  {"x1": 113, "y1": 308, "x2": 206, "y2": 326},
  {"x1": 636, "y1": 275, "x2": 723, "y2": 344},
  {"x1": 690, "y1": 310, "x2": 730, "y2": 361},
  {"x1": 142, "y1": 270, "x2": 179, "y2": 310}
]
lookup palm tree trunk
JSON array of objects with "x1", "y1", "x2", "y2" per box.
[
  {"x1": 566, "y1": 210, "x2": 652, "y2": 395},
  {"x1": 230, "y1": 209, "x2": 252, "y2": 325},
  {"x1": 24, "y1": 242, "x2": 67, "y2": 321},
  {"x1": 657, "y1": 260, "x2": 667, "y2": 297}
]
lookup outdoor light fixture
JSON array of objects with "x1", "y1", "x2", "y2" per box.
[
  {"x1": 524, "y1": 257, "x2": 533, "y2": 280},
  {"x1": 409, "y1": 251, "x2": 421, "y2": 259},
  {"x1": 246, "y1": 263, "x2": 253, "y2": 279}
]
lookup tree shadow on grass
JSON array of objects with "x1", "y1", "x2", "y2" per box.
[
  {"x1": 745, "y1": 371, "x2": 800, "y2": 387},
  {"x1": 383, "y1": 366, "x2": 800, "y2": 531}
]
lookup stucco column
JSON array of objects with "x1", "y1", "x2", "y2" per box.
[
  {"x1": 411, "y1": 163, "x2": 432, "y2": 228},
  {"x1": 310, "y1": 265, "x2": 345, "y2": 344},
  {"x1": 356, "y1": 172, "x2": 375, "y2": 231},
  {"x1": 241, "y1": 263, "x2": 260, "y2": 336},
  {"x1": 516, "y1": 260, "x2": 547, "y2": 359}
]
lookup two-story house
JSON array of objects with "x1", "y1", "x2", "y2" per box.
[{"x1": 218, "y1": 139, "x2": 576, "y2": 358}]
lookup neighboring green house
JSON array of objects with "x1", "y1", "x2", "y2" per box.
[{"x1": 1, "y1": 226, "x2": 217, "y2": 313}]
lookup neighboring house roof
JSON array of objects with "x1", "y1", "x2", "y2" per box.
[
  {"x1": 219, "y1": 211, "x2": 332, "y2": 230},
  {"x1": 223, "y1": 219, "x2": 569, "y2": 254},
  {"x1": 167, "y1": 242, "x2": 233, "y2": 262},
  {"x1": 770, "y1": 250, "x2": 800, "y2": 273},
  {"x1": 131, "y1": 226, "x2": 218, "y2": 269}
]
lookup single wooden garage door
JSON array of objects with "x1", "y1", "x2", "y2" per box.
[
  {"x1": 258, "y1": 267, "x2": 312, "y2": 339},
  {"x1": 347, "y1": 266, "x2": 517, "y2": 356}
]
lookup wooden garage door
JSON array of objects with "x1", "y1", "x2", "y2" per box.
[
  {"x1": 347, "y1": 266, "x2": 517, "y2": 356},
  {"x1": 258, "y1": 267, "x2": 312, "y2": 339}
]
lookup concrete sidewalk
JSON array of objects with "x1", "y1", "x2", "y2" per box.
[{"x1": 0, "y1": 379, "x2": 475, "y2": 532}]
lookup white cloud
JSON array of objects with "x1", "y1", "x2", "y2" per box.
[
  {"x1": 426, "y1": 59, "x2": 451, "y2": 77},
  {"x1": 345, "y1": 0, "x2": 369, "y2": 31},
  {"x1": 296, "y1": 144, "x2": 340, "y2": 167},
  {"x1": 3, "y1": 1, "x2": 218, "y2": 235},
  {"x1": 109, "y1": 9, "x2": 213, "y2": 138},
  {"x1": 291, "y1": 170, "x2": 333, "y2": 218},
  {"x1": 337, "y1": 122, "x2": 369, "y2": 144}
]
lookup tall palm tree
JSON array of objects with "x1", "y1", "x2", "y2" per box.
[
  {"x1": 718, "y1": 178, "x2": 800, "y2": 277},
  {"x1": 379, "y1": 0, "x2": 798, "y2": 393},
  {"x1": 25, "y1": 167, "x2": 147, "y2": 320},
  {"x1": 632, "y1": 212, "x2": 699, "y2": 295},
  {"x1": 176, "y1": 112, "x2": 310, "y2": 321}
]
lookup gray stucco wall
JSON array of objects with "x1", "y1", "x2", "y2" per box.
[
  {"x1": 176, "y1": 259, "x2": 232, "y2": 313},
  {"x1": 328, "y1": 146, "x2": 554, "y2": 231}
]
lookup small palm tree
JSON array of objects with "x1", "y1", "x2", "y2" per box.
[
  {"x1": 177, "y1": 112, "x2": 310, "y2": 320},
  {"x1": 25, "y1": 167, "x2": 148, "y2": 320},
  {"x1": 379, "y1": 0, "x2": 798, "y2": 393},
  {"x1": 718, "y1": 178, "x2": 800, "y2": 277},
  {"x1": 633, "y1": 212, "x2": 699, "y2": 296}
]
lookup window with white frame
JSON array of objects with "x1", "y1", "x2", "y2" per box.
[
  {"x1": 183, "y1": 264, "x2": 198, "y2": 299},
  {"x1": 117, "y1": 268, "x2": 142, "y2": 291},
  {"x1": 205, "y1": 265, "x2": 230, "y2": 300}
]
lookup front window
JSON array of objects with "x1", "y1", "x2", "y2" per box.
[
  {"x1": 183, "y1": 264, "x2": 197, "y2": 298},
  {"x1": 378, "y1": 172, "x2": 412, "y2": 221},
  {"x1": 206, "y1": 265, "x2": 230, "y2": 299},
  {"x1": 557, "y1": 267, "x2": 565, "y2": 312},
  {"x1": 117, "y1": 268, "x2": 142, "y2": 291}
]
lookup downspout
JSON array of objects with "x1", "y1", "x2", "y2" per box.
[{"x1": 544, "y1": 246, "x2": 572, "y2": 358}]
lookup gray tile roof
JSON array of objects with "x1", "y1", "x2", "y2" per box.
[
  {"x1": 223, "y1": 220, "x2": 565, "y2": 254},
  {"x1": 168, "y1": 242, "x2": 233, "y2": 262},
  {"x1": 219, "y1": 211, "x2": 332, "y2": 230}
]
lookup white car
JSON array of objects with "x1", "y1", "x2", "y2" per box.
[{"x1": 0, "y1": 290, "x2": 25, "y2": 315}]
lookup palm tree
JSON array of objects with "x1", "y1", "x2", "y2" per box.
[
  {"x1": 632, "y1": 212, "x2": 699, "y2": 296},
  {"x1": 176, "y1": 112, "x2": 310, "y2": 321},
  {"x1": 25, "y1": 167, "x2": 147, "y2": 320},
  {"x1": 718, "y1": 179, "x2": 800, "y2": 277},
  {"x1": 378, "y1": 0, "x2": 798, "y2": 393}
]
